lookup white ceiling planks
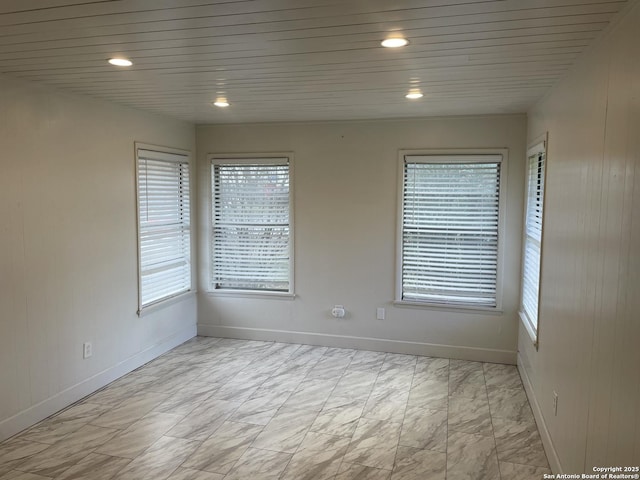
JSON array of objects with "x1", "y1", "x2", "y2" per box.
[{"x1": 0, "y1": 0, "x2": 631, "y2": 123}]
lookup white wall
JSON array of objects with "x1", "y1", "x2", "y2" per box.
[
  {"x1": 196, "y1": 115, "x2": 527, "y2": 363},
  {"x1": 521, "y1": 1, "x2": 640, "y2": 473},
  {"x1": 0, "y1": 75, "x2": 197, "y2": 441}
]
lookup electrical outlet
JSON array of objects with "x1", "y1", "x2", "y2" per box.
[
  {"x1": 376, "y1": 307, "x2": 385, "y2": 320},
  {"x1": 553, "y1": 391, "x2": 558, "y2": 416},
  {"x1": 83, "y1": 342, "x2": 92, "y2": 359}
]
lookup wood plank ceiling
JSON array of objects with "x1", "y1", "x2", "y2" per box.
[{"x1": 0, "y1": 0, "x2": 631, "y2": 123}]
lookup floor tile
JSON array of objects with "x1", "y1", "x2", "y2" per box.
[
  {"x1": 96, "y1": 411, "x2": 183, "y2": 458},
  {"x1": 448, "y1": 395, "x2": 493, "y2": 436},
  {"x1": 146, "y1": 368, "x2": 201, "y2": 395},
  {"x1": 446, "y1": 431, "x2": 500, "y2": 480},
  {"x1": 16, "y1": 425, "x2": 118, "y2": 477},
  {"x1": 399, "y1": 405, "x2": 447, "y2": 452},
  {"x1": 111, "y1": 436, "x2": 200, "y2": 480},
  {"x1": 335, "y1": 462, "x2": 392, "y2": 480},
  {"x1": 19, "y1": 403, "x2": 112, "y2": 445},
  {"x1": 55, "y1": 452, "x2": 131, "y2": 480},
  {"x1": 0, "y1": 440, "x2": 51, "y2": 475},
  {"x1": 323, "y1": 394, "x2": 369, "y2": 411},
  {"x1": 90, "y1": 391, "x2": 168, "y2": 430},
  {"x1": 487, "y1": 387, "x2": 535, "y2": 423},
  {"x1": 281, "y1": 378, "x2": 337, "y2": 412},
  {"x1": 279, "y1": 431, "x2": 349, "y2": 480},
  {"x1": 384, "y1": 353, "x2": 417, "y2": 367},
  {"x1": 0, "y1": 472, "x2": 53, "y2": 480},
  {"x1": 362, "y1": 387, "x2": 409, "y2": 423},
  {"x1": 165, "y1": 468, "x2": 224, "y2": 480},
  {"x1": 499, "y1": 461, "x2": 552, "y2": 479},
  {"x1": 195, "y1": 360, "x2": 252, "y2": 384},
  {"x1": 391, "y1": 446, "x2": 446, "y2": 480},
  {"x1": 165, "y1": 398, "x2": 239, "y2": 441},
  {"x1": 287, "y1": 345, "x2": 327, "y2": 366},
  {"x1": 223, "y1": 448, "x2": 292, "y2": 480},
  {"x1": 152, "y1": 382, "x2": 219, "y2": 416},
  {"x1": 169, "y1": 337, "x2": 222, "y2": 355},
  {"x1": 375, "y1": 364, "x2": 414, "y2": 392},
  {"x1": 483, "y1": 363, "x2": 523, "y2": 390},
  {"x1": 449, "y1": 361, "x2": 487, "y2": 400},
  {"x1": 407, "y1": 377, "x2": 448, "y2": 411},
  {"x1": 343, "y1": 417, "x2": 401, "y2": 470},
  {"x1": 492, "y1": 417, "x2": 549, "y2": 468},
  {"x1": 229, "y1": 388, "x2": 291, "y2": 426},
  {"x1": 182, "y1": 421, "x2": 263, "y2": 475},
  {"x1": 207, "y1": 373, "x2": 264, "y2": 403},
  {"x1": 415, "y1": 358, "x2": 449, "y2": 380},
  {"x1": 330, "y1": 371, "x2": 377, "y2": 401},
  {"x1": 260, "y1": 372, "x2": 306, "y2": 393},
  {"x1": 305, "y1": 356, "x2": 351, "y2": 380},
  {"x1": 250, "y1": 407, "x2": 317, "y2": 453},
  {"x1": 346, "y1": 351, "x2": 386, "y2": 372},
  {"x1": 311, "y1": 401, "x2": 364, "y2": 437}
]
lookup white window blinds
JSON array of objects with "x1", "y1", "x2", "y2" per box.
[
  {"x1": 401, "y1": 155, "x2": 502, "y2": 308},
  {"x1": 521, "y1": 149, "x2": 545, "y2": 338},
  {"x1": 136, "y1": 148, "x2": 191, "y2": 310},
  {"x1": 212, "y1": 158, "x2": 291, "y2": 292}
]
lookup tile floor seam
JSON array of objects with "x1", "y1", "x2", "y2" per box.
[
  {"x1": 483, "y1": 362, "x2": 503, "y2": 480},
  {"x1": 277, "y1": 348, "x2": 356, "y2": 479},
  {"x1": 336, "y1": 352, "x2": 392, "y2": 477},
  {"x1": 390, "y1": 357, "x2": 418, "y2": 478}
]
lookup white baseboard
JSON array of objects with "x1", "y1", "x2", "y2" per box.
[
  {"x1": 198, "y1": 324, "x2": 517, "y2": 364},
  {"x1": 518, "y1": 352, "x2": 563, "y2": 474},
  {"x1": 0, "y1": 324, "x2": 196, "y2": 443}
]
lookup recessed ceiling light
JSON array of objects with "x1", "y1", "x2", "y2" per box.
[
  {"x1": 381, "y1": 37, "x2": 409, "y2": 48},
  {"x1": 405, "y1": 89, "x2": 424, "y2": 99},
  {"x1": 214, "y1": 97, "x2": 230, "y2": 107},
  {"x1": 108, "y1": 58, "x2": 133, "y2": 67}
]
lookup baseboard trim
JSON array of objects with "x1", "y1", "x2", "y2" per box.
[
  {"x1": 198, "y1": 324, "x2": 517, "y2": 364},
  {"x1": 518, "y1": 352, "x2": 563, "y2": 474},
  {"x1": 0, "y1": 324, "x2": 196, "y2": 443}
]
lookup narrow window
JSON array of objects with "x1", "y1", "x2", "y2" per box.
[
  {"x1": 211, "y1": 156, "x2": 293, "y2": 293},
  {"x1": 136, "y1": 146, "x2": 192, "y2": 312},
  {"x1": 520, "y1": 142, "x2": 546, "y2": 345},
  {"x1": 399, "y1": 154, "x2": 505, "y2": 309}
]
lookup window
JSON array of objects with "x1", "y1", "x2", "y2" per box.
[
  {"x1": 520, "y1": 140, "x2": 546, "y2": 345},
  {"x1": 398, "y1": 152, "x2": 506, "y2": 309},
  {"x1": 136, "y1": 145, "x2": 192, "y2": 312},
  {"x1": 211, "y1": 155, "x2": 293, "y2": 294}
]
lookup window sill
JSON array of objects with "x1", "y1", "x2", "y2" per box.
[
  {"x1": 138, "y1": 290, "x2": 195, "y2": 317},
  {"x1": 393, "y1": 300, "x2": 503, "y2": 315},
  {"x1": 207, "y1": 289, "x2": 296, "y2": 300}
]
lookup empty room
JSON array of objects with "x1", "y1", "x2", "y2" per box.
[{"x1": 0, "y1": 1, "x2": 638, "y2": 479}]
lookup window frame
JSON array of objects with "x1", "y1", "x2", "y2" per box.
[
  {"x1": 395, "y1": 149, "x2": 508, "y2": 312},
  {"x1": 519, "y1": 135, "x2": 548, "y2": 348},
  {"x1": 208, "y1": 153, "x2": 295, "y2": 298},
  {"x1": 135, "y1": 142, "x2": 194, "y2": 316}
]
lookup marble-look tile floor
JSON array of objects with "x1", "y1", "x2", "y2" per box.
[{"x1": 0, "y1": 337, "x2": 551, "y2": 480}]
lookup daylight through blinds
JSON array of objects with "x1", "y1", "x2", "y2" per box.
[
  {"x1": 212, "y1": 160, "x2": 290, "y2": 291},
  {"x1": 402, "y1": 156, "x2": 502, "y2": 307},
  {"x1": 521, "y1": 150, "x2": 545, "y2": 332},
  {"x1": 137, "y1": 149, "x2": 191, "y2": 308}
]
